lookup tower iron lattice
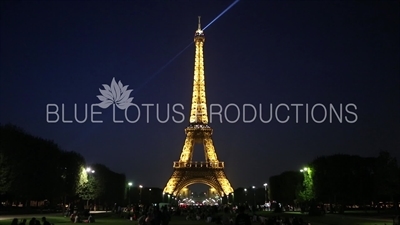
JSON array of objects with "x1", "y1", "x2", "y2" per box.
[{"x1": 163, "y1": 17, "x2": 234, "y2": 197}]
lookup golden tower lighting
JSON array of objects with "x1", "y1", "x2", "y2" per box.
[{"x1": 163, "y1": 17, "x2": 234, "y2": 197}]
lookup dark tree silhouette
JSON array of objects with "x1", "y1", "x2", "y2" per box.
[
  {"x1": 0, "y1": 124, "x2": 126, "y2": 210},
  {"x1": 373, "y1": 151, "x2": 400, "y2": 213},
  {"x1": 269, "y1": 171, "x2": 302, "y2": 206}
]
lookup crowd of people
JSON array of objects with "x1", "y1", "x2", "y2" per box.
[
  {"x1": 122, "y1": 203, "x2": 310, "y2": 225},
  {"x1": 136, "y1": 205, "x2": 171, "y2": 225},
  {"x1": 69, "y1": 212, "x2": 95, "y2": 223},
  {"x1": 8, "y1": 203, "x2": 310, "y2": 225},
  {"x1": 176, "y1": 204, "x2": 311, "y2": 225},
  {"x1": 10, "y1": 217, "x2": 52, "y2": 225},
  {"x1": 9, "y1": 213, "x2": 94, "y2": 225}
]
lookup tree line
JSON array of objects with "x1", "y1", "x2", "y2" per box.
[
  {"x1": 268, "y1": 151, "x2": 400, "y2": 212},
  {"x1": 0, "y1": 124, "x2": 126, "y2": 210}
]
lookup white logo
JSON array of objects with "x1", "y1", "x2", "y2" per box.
[
  {"x1": 97, "y1": 78, "x2": 134, "y2": 110},
  {"x1": 46, "y1": 78, "x2": 358, "y2": 124}
]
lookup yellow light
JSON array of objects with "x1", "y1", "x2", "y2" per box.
[{"x1": 163, "y1": 17, "x2": 234, "y2": 197}]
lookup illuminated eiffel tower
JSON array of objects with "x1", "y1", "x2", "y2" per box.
[{"x1": 163, "y1": 17, "x2": 234, "y2": 197}]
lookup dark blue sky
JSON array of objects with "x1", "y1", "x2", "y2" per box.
[{"x1": 1, "y1": 0, "x2": 399, "y2": 191}]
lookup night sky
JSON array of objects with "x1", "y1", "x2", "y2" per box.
[{"x1": 1, "y1": 1, "x2": 399, "y2": 192}]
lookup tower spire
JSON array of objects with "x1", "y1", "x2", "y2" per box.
[{"x1": 198, "y1": 16, "x2": 201, "y2": 30}]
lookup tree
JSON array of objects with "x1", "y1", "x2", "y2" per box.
[
  {"x1": 92, "y1": 164, "x2": 126, "y2": 206},
  {"x1": 373, "y1": 151, "x2": 400, "y2": 212},
  {"x1": 60, "y1": 151, "x2": 86, "y2": 200},
  {"x1": 297, "y1": 167, "x2": 314, "y2": 203},
  {"x1": 0, "y1": 124, "x2": 64, "y2": 203},
  {"x1": 269, "y1": 171, "x2": 302, "y2": 206},
  {"x1": 0, "y1": 152, "x2": 12, "y2": 194},
  {"x1": 76, "y1": 167, "x2": 101, "y2": 207},
  {"x1": 311, "y1": 154, "x2": 376, "y2": 212},
  {"x1": 0, "y1": 124, "x2": 126, "y2": 210}
]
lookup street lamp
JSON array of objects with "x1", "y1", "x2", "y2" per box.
[
  {"x1": 263, "y1": 183, "x2": 268, "y2": 203},
  {"x1": 252, "y1": 186, "x2": 256, "y2": 206},
  {"x1": 83, "y1": 167, "x2": 95, "y2": 208},
  {"x1": 86, "y1": 167, "x2": 95, "y2": 173},
  {"x1": 244, "y1": 188, "x2": 247, "y2": 203},
  {"x1": 300, "y1": 167, "x2": 308, "y2": 173},
  {"x1": 128, "y1": 182, "x2": 133, "y2": 205},
  {"x1": 149, "y1": 188, "x2": 152, "y2": 204},
  {"x1": 139, "y1": 185, "x2": 143, "y2": 204}
]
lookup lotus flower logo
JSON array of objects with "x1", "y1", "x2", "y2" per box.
[{"x1": 97, "y1": 78, "x2": 134, "y2": 110}]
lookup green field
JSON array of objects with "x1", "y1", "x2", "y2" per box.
[
  {"x1": 256, "y1": 211, "x2": 394, "y2": 225},
  {"x1": 1, "y1": 215, "x2": 132, "y2": 225},
  {"x1": 0, "y1": 212, "x2": 396, "y2": 225},
  {"x1": 0, "y1": 214, "x2": 205, "y2": 225}
]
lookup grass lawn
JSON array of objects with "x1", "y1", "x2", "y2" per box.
[
  {"x1": 0, "y1": 214, "x2": 207, "y2": 225},
  {"x1": 257, "y1": 211, "x2": 394, "y2": 225},
  {"x1": 0, "y1": 212, "x2": 396, "y2": 225},
  {"x1": 305, "y1": 214, "x2": 392, "y2": 225}
]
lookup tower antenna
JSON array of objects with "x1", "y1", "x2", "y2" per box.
[{"x1": 198, "y1": 16, "x2": 201, "y2": 30}]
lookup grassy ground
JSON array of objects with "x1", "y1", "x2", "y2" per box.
[
  {"x1": 0, "y1": 212, "x2": 396, "y2": 225},
  {"x1": 257, "y1": 211, "x2": 394, "y2": 225},
  {"x1": 0, "y1": 214, "x2": 206, "y2": 225}
]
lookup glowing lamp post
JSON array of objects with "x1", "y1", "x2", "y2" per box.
[
  {"x1": 149, "y1": 188, "x2": 152, "y2": 204},
  {"x1": 252, "y1": 186, "x2": 256, "y2": 206},
  {"x1": 83, "y1": 167, "x2": 95, "y2": 207},
  {"x1": 244, "y1": 188, "x2": 247, "y2": 203},
  {"x1": 300, "y1": 167, "x2": 308, "y2": 173},
  {"x1": 139, "y1": 185, "x2": 143, "y2": 204},
  {"x1": 263, "y1": 183, "x2": 268, "y2": 203},
  {"x1": 128, "y1": 182, "x2": 133, "y2": 205},
  {"x1": 86, "y1": 167, "x2": 95, "y2": 173}
]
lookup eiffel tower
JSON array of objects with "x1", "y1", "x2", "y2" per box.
[{"x1": 163, "y1": 17, "x2": 234, "y2": 198}]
